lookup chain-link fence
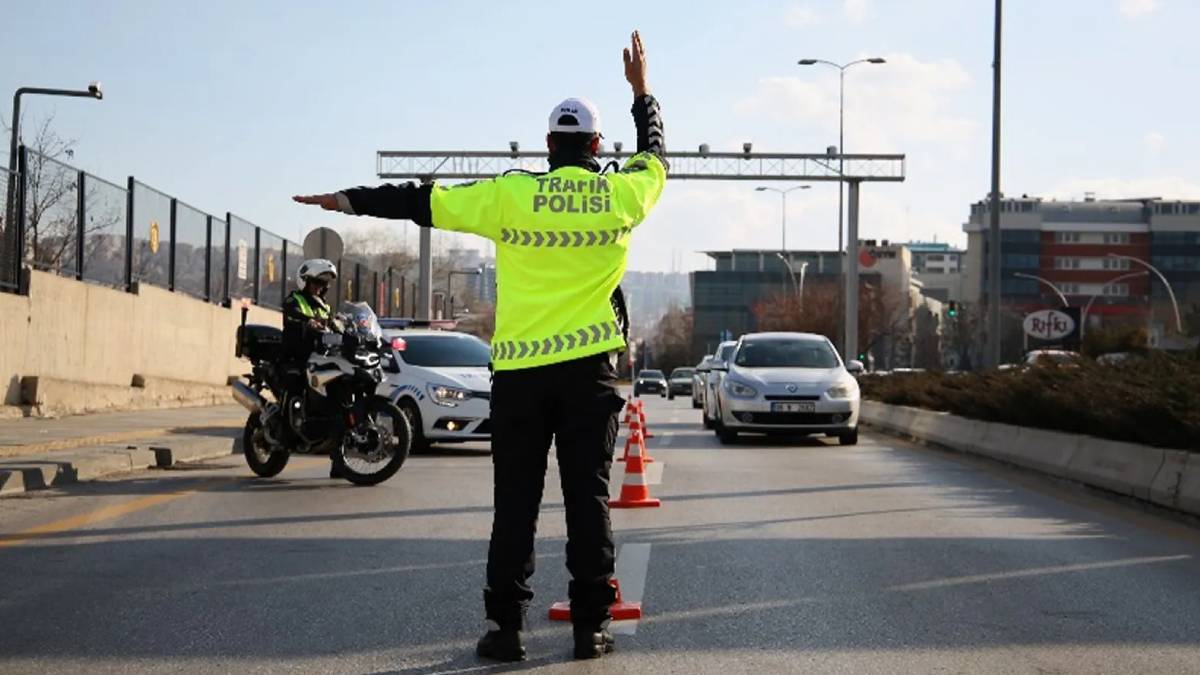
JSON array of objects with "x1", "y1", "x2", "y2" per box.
[{"x1": 1, "y1": 146, "x2": 409, "y2": 315}]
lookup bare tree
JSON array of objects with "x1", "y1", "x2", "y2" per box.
[{"x1": 650, "y1": 305, "x2": 694, "y2": 374}]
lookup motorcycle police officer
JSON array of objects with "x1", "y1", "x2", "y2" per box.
[
  {"x1": 294, "y1": 31, "x2": 665, "y2": 661},
  {"x1": 282, "y1": 259, "x2": 340, "y2": 478}
]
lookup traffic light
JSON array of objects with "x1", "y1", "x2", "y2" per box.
[{"x1": 947, "y1": 301, "x2": 958, "y2": 318}]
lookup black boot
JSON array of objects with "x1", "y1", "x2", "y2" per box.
[
  {"x1": 329, "y1": 463, "x2": 343, "y2": 479},
  {"x1": 476, "y1": 628, "x2": 526, "y2": 662},
  {"x1": 573, "y1": 625, "x2": 615, "y2": 660}
]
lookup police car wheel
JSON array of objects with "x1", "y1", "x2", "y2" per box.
[{"x1": 400, "y1": 401, "x2": 431, "y2": 454}]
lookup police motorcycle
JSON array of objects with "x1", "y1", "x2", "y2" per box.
[{"x1": 231, "y1": 301, "x2": 410, "y2": 485}]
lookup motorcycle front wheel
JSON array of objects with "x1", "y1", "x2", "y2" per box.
[
  {"x1": 243, "y1": 412, "x2": 291, "y2": 478},
  {"x1": 333, "y1": 398, "x2": 411, "y2": 486}
]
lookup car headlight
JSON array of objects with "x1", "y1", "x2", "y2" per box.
[
  {"x1": 825, "y1": 382, "x2": 859, "y2": 399},
  {"x1": 428, "y1": 384, "x2": 471, "y2": 407},
  {"x1": 724, "y1": 379, "x2": 758, "y2": 399}
]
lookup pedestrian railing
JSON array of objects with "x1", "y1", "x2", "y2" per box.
[{"x1": 0, "y1": 145, "x2": 411, "y2": 316}]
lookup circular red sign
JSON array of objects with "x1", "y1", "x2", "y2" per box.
[{"x1": 859, "y1": 249, "x2": 877, "y2": 268}]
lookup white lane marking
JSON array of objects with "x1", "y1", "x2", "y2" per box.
[
  {"x1": 613, "y1": 461, "x2": 664, "y2": 485},
  {"x1": 611, "y1": 542, "x2": 652, "y2": 636},
  {"x1": 888, "y1": 554, "x2": 1192, "y2": 592}
]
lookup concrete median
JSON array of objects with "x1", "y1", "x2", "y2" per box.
[{"x1": 860, "y1": 401, "x2": 1197, "y2": 519}]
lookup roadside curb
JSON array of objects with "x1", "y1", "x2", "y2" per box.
[
  {"x1": 0, "y1": 434, "x2": 239, "y2": 497},
  {"x1": 860, "y1": 400, "x2": 1197, "y2": 519}
]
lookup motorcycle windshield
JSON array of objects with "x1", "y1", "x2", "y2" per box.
[{"x1": 343, "y1": 302, "x2": 382, "y2": 341}]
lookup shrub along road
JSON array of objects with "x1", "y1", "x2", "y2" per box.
[{"x1": 1, "y1": 394, "x2": 1199, "y2": 673}]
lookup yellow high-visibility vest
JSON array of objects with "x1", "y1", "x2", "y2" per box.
[{"x1": 430, "y1": 153, "x2": 666, "y2": 371}]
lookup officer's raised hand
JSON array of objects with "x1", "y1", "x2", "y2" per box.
[
  {"x1": 292, "y1": 193, "x2": 339, "y2": 211},
  {"x1": 623, "y1": 30, "x2": 649, "y2": 96}
]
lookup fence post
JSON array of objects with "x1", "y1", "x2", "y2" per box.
[
  {"x1": 223, "y1": 212, "x2": 232, "y2": 307},
  {"x1": 281, "y1": 240, "x2": 289, "y2": 308},
  {"x1": 168, "y1": 198, "x2": 177, "y2": 291},
  {"x1": 372, "y1": 269, "x2": 379, "y2": 311},
  {"x1": 253, "y1": 226, "x2": 261, "y2": 305},
  {"x1": 75, "y1": 170, "x2": 85, "y2": 281},
  {"x1": 124, "y1": 176, "x2": 135, "y2": 293},
  {"x1": 203, "y1": 215, "x2": 212, "y2": 302},
  {"x1": 354, "y1": 263, "x2": 362, "y2": 303},
  {"x1": 15, "y1": 146, "x2": 28, "y2": 294}
]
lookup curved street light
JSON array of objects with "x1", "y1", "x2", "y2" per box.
[
  {"x1": 1013, "y1": 272, "x2": 1069, "y2": 308},
  {"x1": 1106, "y1": 253, "x2": 1183, "y2": 334},
  {"x1": 1080, "y1": 270, "x2": 1149, "y2": 337},
  {"x1": 755, "y1": 185, "x2": 809, "y2": 251},
  {"x1": 795, "y1": 57, "x2": 886, "y2": 255}
]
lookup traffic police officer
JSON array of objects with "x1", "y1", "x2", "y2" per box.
[
  {"x1": 282, "y1": 259, "x2": 341, "y2": 478},
  {"x1": 294, "y1": 31, "x2": 665, "y2": 661}
]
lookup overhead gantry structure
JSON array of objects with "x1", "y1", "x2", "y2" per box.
[{"x1": 375, "y1": 147, "x2": 905, "y2": 360}]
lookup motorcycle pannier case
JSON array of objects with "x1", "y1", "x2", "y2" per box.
[{"x1": 238, "y1": 324, "x2": 283, "y2": 361}]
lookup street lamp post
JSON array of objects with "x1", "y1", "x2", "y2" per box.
[
  {"x1": 755, "y1": 185, "x2": 810, "y2": 251},
  {"x1": 1013, "y1": 272, "x2": 1069, "y2": 308},
  {"x1": 1081, "y1": 270, "x2": 1149, "y2": 337},
  {"x1": 796, "y1": 58, "x2": 886, "y2": 255},
  {"x1": 774, "y1": 252, "x2": 800, "y2": 296},
  {"x1": 6, "y1": 83, "x2": 103, "y2": 270},
  {"x1": 1107, "y1": 253, "x2": 1184, "y2": 334}
]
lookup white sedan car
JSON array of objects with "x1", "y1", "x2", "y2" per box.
[
  {"x1": 381, "y1": 329, "x2": 492, "y2": 453},
  {"x1": 709, "y1": 332, "x2": 863, "y2": 446}
]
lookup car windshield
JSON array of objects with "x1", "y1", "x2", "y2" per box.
[
  {"x1": 717, "y1": 343, "x2": 736, "y2": 361},
  {"x1": 640, "y1": 370, "x2": 664, "y2": 380},
  {"x1": 734, "y1": 339, "x2": 840, "y2": 369},
  {"x1": 389, "y1": 333, "x2": 491, "y2": 367},
  {"x1": 670, "y1": 368, "x2": 694, "y2": 379}
]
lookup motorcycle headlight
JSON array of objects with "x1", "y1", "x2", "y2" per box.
[
  {"x1": 825, "y1": 382, "x2": 859, "y2": 399},
  {"x1": 429, "y1": 383, "x2": 471, "y2": 407},
  {"x1": 724, "y1": 379, "x2": 758, "y2": 399}
]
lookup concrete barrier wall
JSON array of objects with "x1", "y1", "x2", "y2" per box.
[
  {"x1": 0, "y1": 270, "x2": 281, "y2": 413},
  {"x1": 860, "y1": 400, "x2": 1197, "y2": 519}
]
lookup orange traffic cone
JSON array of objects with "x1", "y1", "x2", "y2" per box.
[
  {"x1": 617, "y1": 419, "x2": 654, "y2": 463},
  {"x1": 621, "y1": 398, "x2": 636, "y2": 425},
  {"x1": 548, "y1": 578, "x2": 643, "y2": 621},
  {"x1": 636, "y1": 399, "x2": 655, "y2": 439},
  {"x1": 610, "y1": 427, "x2": 660, "y2": 508}
]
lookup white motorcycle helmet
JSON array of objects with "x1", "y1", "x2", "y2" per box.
[{"x1": 297, "y1": 258, "x2": 338, "y2": 287}]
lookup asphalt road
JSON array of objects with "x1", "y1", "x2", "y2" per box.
[{"x1": 2, "y1": 393, "x2": 1199, "y2": 674}]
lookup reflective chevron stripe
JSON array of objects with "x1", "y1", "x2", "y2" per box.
[
  {"x1": 491, "y1": 321, "x2": 622, "y2": 362},
  {"x1": 499, "y1": 227, "x2": 631, "y2": 247}
]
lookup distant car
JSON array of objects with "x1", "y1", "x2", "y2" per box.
[
  {"x1": 1024, "y1": 349, "x2": 1082, "y2": 367},
  {"x1": 709, "y1": 332, "x2": 863, "y2": 446},
  {"x1": 667, "y1": 367, "x2": 694, "y2": 400},
  {"x1": 634, "y1": 369, "x2": 668, "y2": 397},
  {"x1": 702, "y1": 341, "x2": 739, "y2": 429},
  {"x1": 1097, "y1": 351, "x2": 1141, "y2": 366},
  {"x1": 382, "y1": 329, "x2": 492, "y2": 453},
  {"x1": 691, "y1": 356, "x2": 714, "y2": 409}
]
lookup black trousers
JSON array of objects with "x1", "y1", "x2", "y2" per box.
[{"x1": 484, "y1": 353, "x2": 625, "y2": 630}]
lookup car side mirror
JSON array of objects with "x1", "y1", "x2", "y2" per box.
[
  {"x1": 846, "y1": 359, "x2": 865, "y2": 375},
  {"x1": 711, "y1": 362, "x2": 728, "y2": 372}
]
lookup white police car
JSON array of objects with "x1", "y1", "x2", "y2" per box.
[{"x1": 380, "y1": 327, "x2": 492, "y2": 453}]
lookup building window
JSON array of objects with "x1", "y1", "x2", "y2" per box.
[
  {"x1": 1102, "y1": 233, "x2": 1130, "y2": 245},
  {"x1": 1055, "y1": 232, "x2": 1083, "y2": 244},
  {"x1": 1102, "y1": 257, "x2": 1130, "y2": 270},
  {"x1": 1054, "y1": 257, "x2": 1081, "y2": 270},
  {"x1": 1106, "y1": 283, "x2": 1129, "y2": 297},
  {"x1": 1057, "y1": 282, "x2": 1080, "y2": 295}
]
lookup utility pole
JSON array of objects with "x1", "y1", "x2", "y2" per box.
[{"x1": 986, "y1": 0, "x2": 1004, "y2": 367}]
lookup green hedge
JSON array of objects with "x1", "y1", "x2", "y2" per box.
[{"x1": 860, "y1": 353, "x2": 1200, "y2": 450}]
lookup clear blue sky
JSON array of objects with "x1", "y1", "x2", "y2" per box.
[{"x1": 3, "y1": 0, "x2": 1197, "y2": 272}]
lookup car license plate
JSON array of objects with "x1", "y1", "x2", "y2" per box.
[{"x1": 772, "y1": 401, "x2": 815, "y2": 413}]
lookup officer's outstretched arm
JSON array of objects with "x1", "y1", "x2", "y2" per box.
[{"x1": 294, "y1": 179, "x2": 506, "y2": 242}]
